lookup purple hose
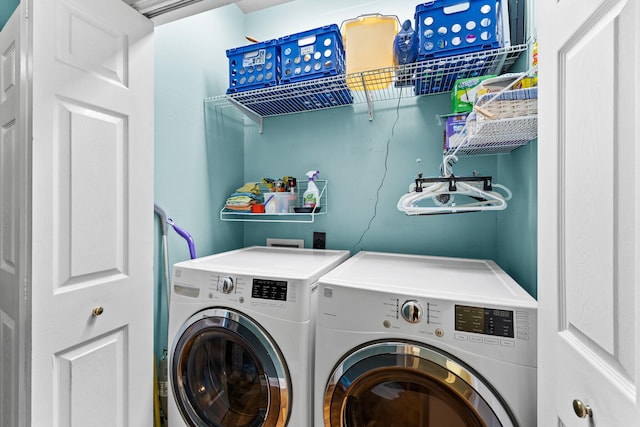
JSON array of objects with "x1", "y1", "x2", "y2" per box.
[{"x1": 167, "y1": 218, "x2": 196, "y2": 260}]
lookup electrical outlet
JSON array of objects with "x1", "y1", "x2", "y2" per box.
[{"x1": 313, "y1": 232, "x2": 326, "y2": 250}]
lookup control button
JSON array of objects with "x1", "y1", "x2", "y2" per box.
[
  {"x1": 485, "y1": 338, "x2": 499, "y2": 345},
  {"x1": 501, "y1": 340, "x2": 515, "y2": 347},
  {"x1": 454, "y1": 333, "x2": 468, "y2": 341},
  {"x1": 435, "y1": 328, "x2": 444, "y2": 337},
  {"x1": 220, "y1": 276, "x2": 234, "y2": 294},
  {"x1": 401, "y1": 300, "x2": 423, "y2": 323},
  {"x1": 470, "y1": 336, "x2": 483, "y2": 343}
]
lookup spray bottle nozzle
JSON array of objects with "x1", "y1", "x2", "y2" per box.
[{"x1": 306, "y1": 170, "x2": 319, "y2": 180}]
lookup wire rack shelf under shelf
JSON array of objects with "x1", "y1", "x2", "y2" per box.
[
  {"x1": 220, "y1": 180, "x2": 327, "y2": 223},
  {"x1": 447, "y1": 115, "x2": 538, "y2": 156},
  {"x1": 205, "y1": 44, "x2": 527, "y2": 132}
]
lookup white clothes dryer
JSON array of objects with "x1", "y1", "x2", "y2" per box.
[
  {"x1": 314, "y1": 251, "x2": 537, "y2": 427},
  {"x1": 168, "y1": 246, "x2": 349, "y2": 427}
]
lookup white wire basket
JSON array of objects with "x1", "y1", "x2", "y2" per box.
[{"x1": 445, "y1": 83, "x2": 538, "y2": 156}]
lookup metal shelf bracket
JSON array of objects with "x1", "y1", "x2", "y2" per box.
[{"x1": 227, "y1": 97, "x2": 264, "y2": 133}]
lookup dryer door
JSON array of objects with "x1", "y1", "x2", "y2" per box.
[
  {"x1": 323, "y1": 341, "x2": 515, "y2": 427},
  {"x1": 171, "y1": 308, "x2": 290, "y2": 427}
]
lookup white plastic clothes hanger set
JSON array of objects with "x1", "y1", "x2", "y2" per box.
[{"x1": 396, "y1": 170, "x2": 513, "y2": 215}]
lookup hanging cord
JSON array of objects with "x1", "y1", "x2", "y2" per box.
[{"x1": 351, "y1": 90, "x2": 403, "y2": 253}]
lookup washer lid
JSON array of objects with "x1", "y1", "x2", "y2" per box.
[
  {"x1": 175, "y1": 246, "x2": 350, "y2": 282},
  {"x1": 319, "y1": 251, "x2": 536, "y2": 306}
]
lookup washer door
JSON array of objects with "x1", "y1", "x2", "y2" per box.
[
  {"x1": 323, "y1": 341, "x2": 516, "y2": 427},
  {"x1": 171, "y1": 308, "x2": 290, "y2": 427}
]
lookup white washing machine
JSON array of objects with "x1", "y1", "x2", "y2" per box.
[
  {"x1": 314, "y1": 251, "x2": 537, "y2": 427},
  {"x1": 168, "y1": 246, "x2": 349, "y2": 427}
]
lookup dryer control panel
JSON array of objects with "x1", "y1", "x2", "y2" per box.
[
  {"x1": 455, "y1": 304, "x2": 520, "y2": 339},
  {"x1": 318, "y1": 284, "x2": 537, "y2": 367}
]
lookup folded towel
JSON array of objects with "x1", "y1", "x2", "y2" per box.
[
  {"x1": 236, "y1": 182, "x2": 261, "y2": 195},
  {"x1": 227, "y1": 194, "x2": 263, "y2": 204},
  {"x1": 224, "y1": 183, "x2": 264, "y2": 212},
  {"x1": 225, "y1": 204, "x2": 252, "y2": 211}
]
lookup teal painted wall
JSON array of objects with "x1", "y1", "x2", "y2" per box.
[
  {"x1": 239, "y1": 97, "x2": 501, "y2": 260},
  {"x1": 0, "y1": 0, "x2": 19, "y2": 30},
  {"x1": 154, "y1": 5, "x2": 246, "y2": 357},
  {"x1": 497, "y1": 139, "x2": 537, "y2": 297},
  {"x1": 155, "y1": 0, "x2": 537, "y2": 358}
]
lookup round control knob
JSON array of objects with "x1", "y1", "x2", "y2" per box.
[
  {"x1": 401, "y1": 300, "x2": 422, "y2": 323},
  {"x1": 220, "y1": 276, "x2": 235, "y2": 294}
]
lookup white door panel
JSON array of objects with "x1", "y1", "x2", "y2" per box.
[
  {"x1": 0, "y1": 10, "x2": 21, "y2": 427},
  {"x1": 54, "y1": 329, "x2": 128, "y2": 426},
  {"x1": 54, "y1": 99, "x2": 128, "y2": 289},
  {"x1": 538, "y1": 0, "x2": 640, "y2": 425},
  {"x1": 30, "y1": 0, "x2": 153, "y2": 425}
]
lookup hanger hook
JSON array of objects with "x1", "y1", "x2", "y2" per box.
[{"x1": 440, "y1": 154, "x2": 458, "y2": 177}]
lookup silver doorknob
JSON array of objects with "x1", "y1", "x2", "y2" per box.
[{"x1": 573, "y1": 399, "x2": 592, "y2": 418}]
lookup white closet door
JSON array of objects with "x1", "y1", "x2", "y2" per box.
[
  {"x1": 538, "y1": 0, "x2": 640, "y2": 425},
  {"x1": 0, "y1": 10, "x2": 23, "y2": 427},
  {"x1": 29, "y1": 0, "x2": 154, "y2": 425}
]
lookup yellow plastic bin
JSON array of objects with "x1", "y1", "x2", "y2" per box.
[{"x1": 341, "y1": 14, "x2": 399, "y2": 91}]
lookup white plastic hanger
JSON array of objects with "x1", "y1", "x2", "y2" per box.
[{"x1": 397, "y1": 175, "x2": 512, "y2": 215}]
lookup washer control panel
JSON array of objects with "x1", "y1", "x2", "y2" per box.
[
  {"x1": 171, "y1": 268, "x2": 296, "y2": 308},
  {"x1": 251, "y1": 278, "x2": 288, "y2": 301},
  {"x1": 172, "y1": 268, "x2": 314, "y2": 323},
  {"x1": 208, "y1": 275, "x2": 292, "y2": 307}
]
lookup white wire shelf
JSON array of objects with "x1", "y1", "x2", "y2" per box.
[
  {"x1": 443, "y1": 83, "x2": 538, "y2": 157},
  {"x1": 205, "y1": 44, "x2": 527, "y2": 132},
  {"x1": 450, "y1": 115, "x2": 538, "y2": 156},
  {"x1": 220, "y1": 180, "x2": 328, "y2": 223}
]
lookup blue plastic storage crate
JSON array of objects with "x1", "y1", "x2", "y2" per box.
[
  {"x1": 278, "y1": 24, "x2": 346, "y2": 84},
  {"x1": 415, "y1": 0, "x2": 506, "y2": 60},
  {"x1": 226, "y1": 39, "x2": 280, "y2": 93}
]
